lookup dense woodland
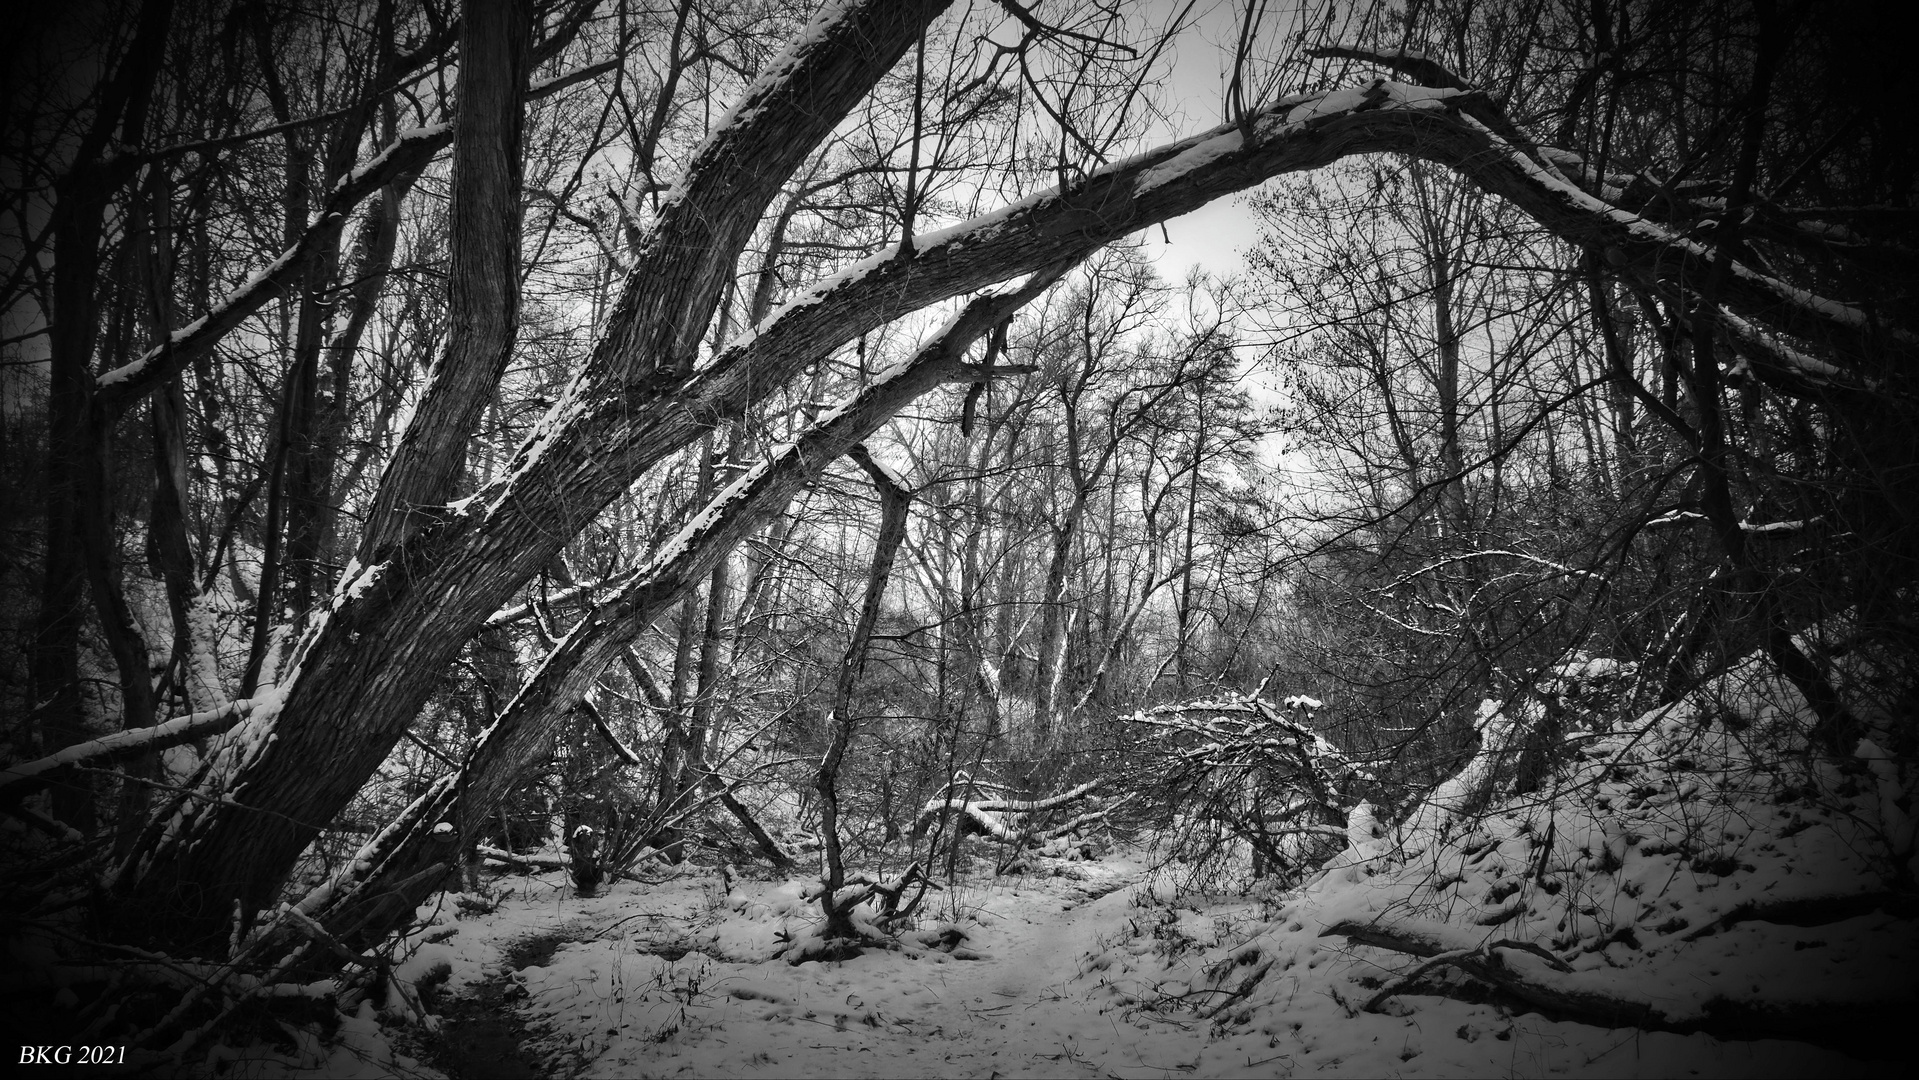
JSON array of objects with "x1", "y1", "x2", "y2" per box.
[{"x1": 1, "y1": 0, "x2": 1914, "y2": 1066}]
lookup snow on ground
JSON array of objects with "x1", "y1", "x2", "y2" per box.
[
  {"x1": 408, "y1": 854, "x2": 1169, "y2": 1078},
  {"x1": 202, "y1": 660, "x2": 1912, "y2": 1079},
  {"x1": 1072, "y1": 872, "x2": 1900, "y2": 1079},
  {"x1": 381, "y1": 831, "x2": 1895, "y2": 1078},
  {"x1": 1060, "y1": 684, "x2": 1914, "y2": 1079}
]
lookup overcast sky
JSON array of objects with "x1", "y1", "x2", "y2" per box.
[{"x1": 1136, "y1": 0, "x2": 1285, "y2": 281}]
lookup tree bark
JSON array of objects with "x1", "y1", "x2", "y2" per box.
[
  {"x1": 1324, "y1": 914, "x2": 1909, "y2": 1045},
  {"x1": 304, "y1": 276, "x2": 1060, "y2": 953},
  {"x1": 116, "y1": 25, "x2": 1904, "y2": 947},
  {"x1": 32, "y1": 0, "x2": 175, "y2": 827},
  {"x1": 816, "y1": 445, "x2": 912, "y2": 942},
  {"x1": 360, "y1": 0, "x2": 532, "y2": 556}
]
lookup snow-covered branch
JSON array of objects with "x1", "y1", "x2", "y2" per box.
[
  {"x1": 578, "y1": 694, "x2": 642, "y2": 766},
  {"x1": 968, "y1": 777, "x2": 1106, "y2": 815},
  {"x1": 914, "y1": 777, "x2": 1109, "y2": 844},
  {"x1": 1645, "y1": 509, "x2": 1822, "y2": 534},
  {"x1": 1293, "y1": 50, "x2": 1907, "y2": 391},
  {"x1": 1, "y1": 699, "x2": 257, "y2": 799},
  {"x1": 1309, "y1": 43, "x2": 1477, "y2": 93},
  {"x1": 293, "y1": 270, "x2": 1072, "y2": 946},
  {"x1": 92, "y1": 125, "x2": 452, "y2": 412},
  {"x1": 484, "y1": 577, "x2": 615, "y2": 628},
  {"x1": 1381, "y1": 549, "x2": 1592, "y2": 589}
]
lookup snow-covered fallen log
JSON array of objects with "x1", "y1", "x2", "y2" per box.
[
  {"x1": 1040, "y1": 795, "x2": 1133, "y2": 840},
  {"x1": 476, "y1": 846, "x2": 570, "y2": 871},
  {"x1": 471, "y1": 844, "x2": 683, "y2": 883},
  {"x1": 1321, "y1": 912, "x2": 1912, "y2": 1044},
  {"x1": 914, "y1": 777, "x2": 1109, "y2": 845},
  {"x1": 1297, "y1": 659, "x2": 1919, "y2": 1049},
  {"x1": 1323, "y1": 915, "x2": 1674, "y2": 1028}
]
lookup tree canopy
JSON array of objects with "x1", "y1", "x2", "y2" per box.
[{"x1": 1, "y1": 0, "x2": 1911, "y2": 1059}]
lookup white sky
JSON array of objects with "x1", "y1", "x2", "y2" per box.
[
  {"x1": 1146, "y1": 196, "x2": 1254, "y2": 280},
  {"x1": 1134, "y1": 0, "x2": 1289, "y2": 282}
]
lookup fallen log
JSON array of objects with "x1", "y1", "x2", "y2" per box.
[
  {"x1": 1321, "y1": 915, "x2": 1911, "y2": 1048},
  {"x1": 476, "y1": 846, "x2": 569, "y2": 871},
  {"x1": 1676, "y1": 889, "x2": 1913, "y2": 942},
  {"x1": 1322, "y1": 918, "x2": 1653, "y2": 1024},
  {"x1": 475, "y1": 845, "x2": 673, "y2": 885},
  {"x1": 913, "y1": 777, "x2": 1108, "y2": 845}
]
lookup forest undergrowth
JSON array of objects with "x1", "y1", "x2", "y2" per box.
[
  {"x1": 30, "y1": 638, "x2": 1903, "y2": 1079},
  {"x1": 4, "y1": 1, "x2": 1915, "y2": 1076}
]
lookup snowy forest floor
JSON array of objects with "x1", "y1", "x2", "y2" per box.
[{"x1": 277, "y1": 847, "x2": 1901, "y2": 1080}]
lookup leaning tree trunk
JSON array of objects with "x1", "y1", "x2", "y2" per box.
[
  {"x1": 73, "y1": 19, "x2": 1905, "y2": 953},
  {"x1": 108, "y1": 0, "x2": 946, "y2": 950},
  {"x1": 356, "y1": 0, "x2": 531, "y2": 557},
  {"x1": 815, "y1": 447, "x2": 912, "y2": 944},
  {"x1": 302, "y1": 280, "x2": 1058, "y2": 954}
]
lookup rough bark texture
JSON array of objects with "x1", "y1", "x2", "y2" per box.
[
  {"x1": 307, "y1": 278, "x2": 1058, "y2": 952},
  {"x1": 111, "y1": 25, "x2": 1900, "y2": 948},
  {"x1": 115, "y1": 0, "x2": 950, "y2": 950},
  {"x1": 359, "y1": 0, "x2": 532, "y2": 555}
]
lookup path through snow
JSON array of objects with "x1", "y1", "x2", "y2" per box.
[
  {"x1": 402, "y1": 850, "x2": 1891, "y2": 1079},
  {"x1": 419, "y1": 855, "x2": 1207, "y2": 1078}
]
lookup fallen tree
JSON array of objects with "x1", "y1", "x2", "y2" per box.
[
  {"x1": 9, "y1": 0, "x2": 1913, "y2": 1062},
  {"x1": 914, "y1": 775, "x2": 1113, "y2": 845},
  {"x1": 106, "y1": 13, "x2": 1910, "y2": 953},
  {"x1": 1321, "y1": 912, "x2": 1911, "y2": 1046},
  {"x1": 1298, "y1": 660, "x2": 1919, "y2": 1053}
]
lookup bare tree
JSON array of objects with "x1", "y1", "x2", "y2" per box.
[{"x1": 1, "y1": 3, "x2": 1908, "y2": 1050}]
